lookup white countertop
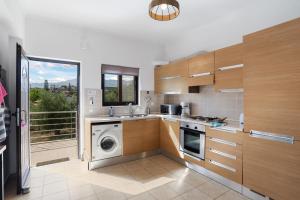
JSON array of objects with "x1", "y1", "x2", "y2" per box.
[{"x1": 85, "y1": 114, "x2": 244, "y2": 132}]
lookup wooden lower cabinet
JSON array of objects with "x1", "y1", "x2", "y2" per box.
[
  {"x1": 160, "y1": 118, "x2": 182, "y2": 158},
  {"x1": 243, "y1": 133, "x2": 300, "y2": 200},
  {"x1": 205, "y1": 128, "x2": 243, "y2": 184},
  {"x1": 143, "y1": 118, "x2": 160, "y2": 151},
  {"x1": 123, "y1": 119, "x2": 160, "y2": 156}
]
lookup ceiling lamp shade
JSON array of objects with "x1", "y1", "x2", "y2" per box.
[{"x1": 149, "y1": 0, "x2": 180, "y2": 21}]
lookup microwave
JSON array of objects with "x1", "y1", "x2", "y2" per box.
[{"x1": 160, "y1": 104, "x2": 182, "y2": 115}]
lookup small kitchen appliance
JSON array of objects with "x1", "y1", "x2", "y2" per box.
[
  {"x1": 180, "y1": 102, "x2": 191, "y2": 118},
  {"x1": 160, "y1": 104, "x2": 181, "y2": 115}
]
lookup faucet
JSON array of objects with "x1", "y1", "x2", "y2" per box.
[
  {"x1": 128, "y1": 103, "x2": 134, "y2": 117},
  {"x1": 108, "y1": 106, "x2": 114, "y2": 117}
]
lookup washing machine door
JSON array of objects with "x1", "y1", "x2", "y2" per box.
[{"x1": 99, "y1": 135, "x2": 118, "y2": 152}]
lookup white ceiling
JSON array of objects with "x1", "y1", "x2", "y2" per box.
[{"x1": 20, "y1": 0, "x2": 300, "y2": 45}]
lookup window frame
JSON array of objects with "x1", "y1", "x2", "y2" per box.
[{"x1": 101, "y1": 73, "x2": 139, "y2": 106}]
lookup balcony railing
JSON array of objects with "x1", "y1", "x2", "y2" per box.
[{"x1": 30, "y1": 111, "x2": 77, "y2": 144}]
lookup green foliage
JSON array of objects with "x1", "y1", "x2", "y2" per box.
[
  {"x1": 30, "y1": 89, "x2": 77, "y2": 112},
  {"x1": 104, "y1": 88, "x2": 118, "y2": 102}
]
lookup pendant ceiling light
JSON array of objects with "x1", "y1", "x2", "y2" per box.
[{"x1": 149, "y1": 0, "x2": 180, "y2": 21}]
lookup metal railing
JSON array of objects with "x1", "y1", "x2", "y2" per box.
[{"x1": 30, "y1": 111, "x2": 77, "y2": 144}]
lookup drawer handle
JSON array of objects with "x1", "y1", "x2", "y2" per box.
[
  {"x1": 209, "y1": 137, "x2": 236, "y2": 147},
  {"x1": 218, "y1": 64, "x2": 244, "y2": 71},
  {"x1": 160, "y1": 75, "x2": 181, "y2": 80},
  {"x1": 190, "y1": 72, "x2": 212, "y2": 77},
  {"x1": 211, "y1": 127, "x2": 237, "y2": 134},
  {"x1": 209, "y1": 160, "x2": 236, "y2": 172},
  {"x1": 209, "y1": 148, "x2": 236, "y2": 160},
  {"x1": 250, "y1": 130, "x2": 294, "y2": 144}
]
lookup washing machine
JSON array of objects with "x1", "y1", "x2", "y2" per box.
[{"x1": 91, "y1": 121, "x2": 123, "y2": 161}]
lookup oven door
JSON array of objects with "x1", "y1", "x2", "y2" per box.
[{"x1": 180, "y1": 127, "x2": 205, "y2": 160}]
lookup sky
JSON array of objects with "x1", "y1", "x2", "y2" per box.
[{"x1": 29, "y1": 60, "x2": 77, "y2": 84}]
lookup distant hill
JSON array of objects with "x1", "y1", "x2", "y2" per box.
[{"x1": 30, "y1": 79, "x2": 77, "y2": 88}]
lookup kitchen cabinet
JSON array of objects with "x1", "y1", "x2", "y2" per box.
[
  {"x1": 160, "y1": 118, "x2": 182, "y2": 158},
  {"x1": 243, "y1": 133, "x2": 300, "y2": 200},
  {"x1": 205, "y1": 128, "x2": 243, "y2": 184},
  {"x1": 243, "y1": 18, "x2": 300, "y2": 140},
  {"x1": 143, "y1": 118, "x2": 160, "y2": 151},
  {"x1": 155, "y1": 60, "x2": 188, "y2": 94},
  {"x1": 187, "y1": 52, "x2": 214, "y2": 86},
  {"x1": 123, "y1": 120, "x2": 144, "y2": 155},
  {"x1": 243, "y1": 18, "x2": 300, "y2": 200},
  {"x1": 123, "y1": 119, "x2": 160, "y2": 156},
  {"x1": 214, "y1": 43, "x2": 243, "y2": 91}
]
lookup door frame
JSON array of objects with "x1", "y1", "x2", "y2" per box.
[
  {"x1": 16, "y1": 43, "x2": 30, "y2": 194},
  {"x1": 27, "y1": 56, "x2": 81, "y2": 159}
]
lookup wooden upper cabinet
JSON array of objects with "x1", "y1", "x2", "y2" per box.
[
  {"x1": 243, "y1": 18, "x2": 300, "y2": 139},
  {"x1": 187, "y1": 52, "x2": 214, "y2": 86},
  {"x1": 214, "y1": 43, "x2": 244, "y2": 91},
  {"x1": 154, "y1": 60, "x2": 188, "y2": 94}
]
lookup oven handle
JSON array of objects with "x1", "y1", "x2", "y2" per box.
[{"x1": 180, "y1": 127, "x2": 205, "y2": 134}]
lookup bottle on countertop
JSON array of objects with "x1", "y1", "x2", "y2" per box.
[{"x1": 108, "y1": 106, "x2": 114, "y2": 117}]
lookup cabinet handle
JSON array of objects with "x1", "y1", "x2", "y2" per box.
[
  {"x1": 218, "y1": 64, "x2": 244, "y2": 71},
  {"x1": 211, "y1": 127, "x2": 237, "y2": 134},
  {"x1": 208, "y1": 137, "x2": 236, "y2": 147},
  {"x1": 250, "y1": 130, "x2": 294, "y2": 144},
  {"x1": 209, "y1": 160, "x2": 236, "y2": 172},
  {"x1": 160, "y1": 75, "x2": 181, "y2": 80},
  {"x1": 209, "y1": 148, "x2": 236, "y2": 160},
  {"x1": 190, "y1": 72, "x2": 212, "y2": 77}
]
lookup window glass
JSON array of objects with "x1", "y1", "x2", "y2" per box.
[
  {"x1": 103, "y1": 74, "x2": 119, "y2": 103},
  {"x1": 122, "y1": 75, "x2": 135, "y2": 102}
]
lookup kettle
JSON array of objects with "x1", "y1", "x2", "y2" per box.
[{"x1": 180, "y1": 102, "x2": 191, "y2": 118}]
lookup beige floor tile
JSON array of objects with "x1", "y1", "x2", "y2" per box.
[
  {"x1": 42, "y1": 181, "x2": 68, "y2": 196},
  {"x1": 181, "y1": 188, "x2": 213, "y2": 200},
  {"x1": 31, "y1": 177, "x2": 44, "y2": 188},
  {"x1": 18, "y1": 186, "x2": 43, "y2": 200},
  {"x1": 69, "y1": 184, "x2": 95, "y2": 200},
  {"x1": 166, "y1": 180, "x2": 194, "y2": 195},
  {"x1": 149, "y1": 184, "x2": 178, "y2": 200},
  {"x1": 128, "y1": 192, "x2": 156, "y2": 200},
  {"x1": 42, "y1": 191, "x2": 70, "y2": 200},
  {"x1": 197, "y1": 180, "x2": 229, "y2": 199},
  {"x1": 216, "y1": 190, "x2": 250, "y2": 200},
  {"x1": 44, "y1": 173, "x2": 66, "y2": 185},
  {"x1": 96, "y1": 189, "x2": 127, "y2": 200}
]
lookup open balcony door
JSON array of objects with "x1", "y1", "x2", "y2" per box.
[{"x1": 16, "y1": 44, "x2": 30, "y2": 194}]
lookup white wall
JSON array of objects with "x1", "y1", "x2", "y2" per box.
[
  {"x1": 25, "y1": 18, "x2": 166, "y2": 157},
  {"x1": 0, "y1": 0, "x2": 25, "y2": 176},
  {"x1": 164, "y1": 0, "x2": 300, "y2": 60}
]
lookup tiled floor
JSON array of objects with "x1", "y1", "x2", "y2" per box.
[
  {"x1": 5, "y1": 155, "x2": 249, "y2": 200},
  {"x1": 31, "y1": 139, "x2": 78, "y2": 166}
]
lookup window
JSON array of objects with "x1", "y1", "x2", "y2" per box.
[{"x1": 102, "y1": 64, "x2": 139, "y2": 106}]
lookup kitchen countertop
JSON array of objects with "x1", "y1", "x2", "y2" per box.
[{"x1": 85, "y1": 114, "x2": 244, "y2": 132}]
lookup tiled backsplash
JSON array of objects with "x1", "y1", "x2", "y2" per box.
[
  {"x1": 165, "y1": 86, "x2": 243, "y2": 121},
  {"x1": 84, "y1": 89, "x2": 165, "y2": 117}
]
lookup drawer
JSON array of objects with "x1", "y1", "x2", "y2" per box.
[
  {"x1": 206, "y1": 136, "x2": 242, "y2": 158},
  {"x1": 184, "y1": 154, "x2": 205, "y2": 167},
  {"x1": 205, "y1": 159, "x2": 242, "y2": 184},
  {"x1": 206, "y1": 147, "x2": 242, "y2": 170},
  {"x1": 206, "y1": 128, "x2": 242, "y2": 144}
]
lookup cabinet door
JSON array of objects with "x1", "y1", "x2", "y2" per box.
[
  {"x1": 123, "y1": 120, "x2": 144, "y2": 155},
  {"x1": 143, "y1": 118, "x2": 160, "y2": 151},
  {"x1": 154, "y1": 61, "x2": 188, "y2": 94},
  {"x1": 243, "y1": 133, "x2": 300, "y2": 200},
  {"x1": 160, "y1": 118, "x2": 181, "y2": 158},
  {"x1": 187, "y1": 52, "x2": 214, "y2": 86},
  {"x1": 243, "y1": 18, "x2": 300, "y2": 139},
  {"x1": 214, "y1": 43, "x2": 243, "y2": 91}
]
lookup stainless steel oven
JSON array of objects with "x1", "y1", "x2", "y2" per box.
[{"x1": 180, "y1": 121, "x2": 205, "y2": 160}]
